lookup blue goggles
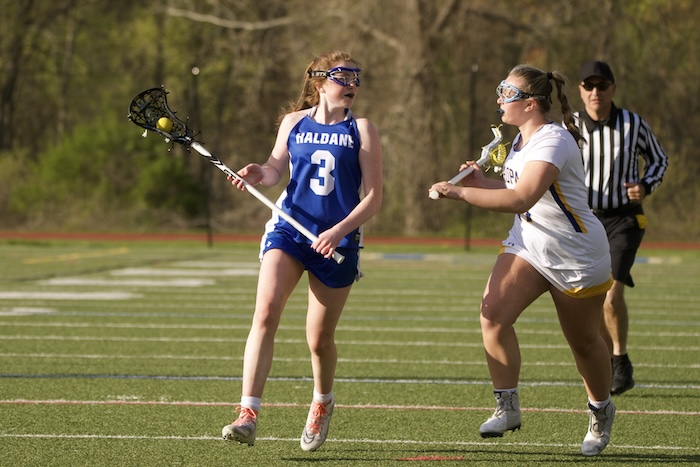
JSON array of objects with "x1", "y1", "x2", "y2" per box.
[
  {"x1": 309, "y1": 67, "x2": 361, "y2": 87},
  {"x1": 496, "y1": 80, "x2": 547, "y2": 103}
]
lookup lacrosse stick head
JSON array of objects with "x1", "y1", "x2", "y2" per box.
[
  {"x1": 480, "y1": 124, "x2": 506, "y2": 173},
  {"x1": 128, "y1": 87, "x2": 193, "y2": 145},
  {"x1": 489, "y1": 142, "x2": 510, "y2": 173}
]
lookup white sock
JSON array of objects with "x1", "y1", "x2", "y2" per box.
[
  {"x1": 240, "y1": 396, "x2": 261, "y2": 412},
  {"x1": 494, "y1": 387, "x2": 518, "y2": 395},
  {"x1": 588, "y1": 397, "x2": 611, "y2": 410},
  {"x1": 313, "y1": 390, "x2": 333, "y2": 404}
]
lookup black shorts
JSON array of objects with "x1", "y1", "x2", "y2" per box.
[{"x1": 594, "y1": 204, "x2": 646, "y2": 287}]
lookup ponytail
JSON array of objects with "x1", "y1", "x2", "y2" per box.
[
  {"x1": 509, "y1": 65, "x2": 584, "y2": 146},
  {"x1": 548, "y1": 71, "x2": 584, "y2": 147}
]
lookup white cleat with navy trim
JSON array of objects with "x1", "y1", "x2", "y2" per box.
[
  {"x1": 480, "y1": 391, "x2": 521, "y2": 438},
  {"x1": 581, "y1": 401, "x2": 615, "y2": 456}
]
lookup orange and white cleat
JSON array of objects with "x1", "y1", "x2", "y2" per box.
[{"x1": 222, "y1": 407, "x2": 258, "y2": 446}]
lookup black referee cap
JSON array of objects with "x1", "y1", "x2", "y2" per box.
[{"x1": 580, "y1": 61, "x2": 615, "y2": 83}]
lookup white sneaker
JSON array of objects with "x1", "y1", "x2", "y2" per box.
[
  {"x1": 222, "y1": 407, "x2": 257, "y2": 446},
  {"x1": 300, "y1": 399, "x2": 334, "y2": 452},
  {"x1": 480, "y1": 391, "x2": 521, "y2": 438},
  {"x1": 581, "y1": 401, "x2": 615, "y2": 456}
]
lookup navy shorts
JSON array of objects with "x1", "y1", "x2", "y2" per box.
[
  {"x1": 594, "y1": 204, "x2": 646, "y2": 287},
  {"x1": 261, "y1": 230, "x2": 360, "y2": 288}
]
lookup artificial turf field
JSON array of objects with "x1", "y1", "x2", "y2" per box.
[{"x1": 0, "y1": 237, "x2": 698, "y2": 466}]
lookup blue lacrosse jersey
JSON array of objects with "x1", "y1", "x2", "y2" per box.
[{"x1": 264, "y1": 109, "x2": 363, "y2": 249}]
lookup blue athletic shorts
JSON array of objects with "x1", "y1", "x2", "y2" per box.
[{"x1": 260, "y1": 230, "x2": 361, "y2": 288}]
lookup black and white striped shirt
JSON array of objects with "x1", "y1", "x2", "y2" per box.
[{"x1": 574, "y1": 104, "x2": 668, "y2": 211}]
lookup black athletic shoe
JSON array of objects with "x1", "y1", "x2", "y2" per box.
[{"x1": 611, "y1": 354, "x2": 634, "y2": 395}]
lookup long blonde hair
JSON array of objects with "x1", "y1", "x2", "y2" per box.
[
  {"x1": 509, "y1": 64, "x2": 584, "y2": 146},
  {"x1": 278, "y1": 51, "x2": 359, "y2": 124}
]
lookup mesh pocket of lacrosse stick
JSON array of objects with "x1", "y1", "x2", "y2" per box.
[
  {"x1": 487, "y1": 143, "x2": 510, "y2": 173},
  {"x1": 128, "y1": 87, "x2": 193, "y2": 144}
]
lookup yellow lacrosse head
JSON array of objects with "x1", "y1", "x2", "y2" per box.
[{"x1": 488, "y1": 142, "x2": 510, "y2": 173}]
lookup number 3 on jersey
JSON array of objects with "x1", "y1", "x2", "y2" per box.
[{"x1": 310, "y1": 150, "x2": 336, "y2": 196}]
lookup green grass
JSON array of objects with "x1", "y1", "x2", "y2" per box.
[{"x1": 0, "y1": 238, "x2": 698, "y2": 466}]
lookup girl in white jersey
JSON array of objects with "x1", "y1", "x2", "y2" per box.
[
  {"x1": 222, "y1": 51, "x2": 383, "y2": 451},
  {"x1": 430, "y1": 64, "x2": 615, "y2": 457}
]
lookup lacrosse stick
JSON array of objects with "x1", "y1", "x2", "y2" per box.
[
  {"x1": 429, "y1": 125, "x2": 508, "y2": 199},
  {"x1": 127, "y1": 87, "x2": 344, "y2": 264}
]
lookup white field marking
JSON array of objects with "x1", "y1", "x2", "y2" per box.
[
  {"x1": 0, "y1": 321, "x2": 255, "y2": 330},
  {"x1": 0, "y1": 433, "x2": 698, "y2": 453},
  {"x1": 50, "y1": 302, "x2": 693, "y2": 323},
  {"x1": 38, "y1": 278, "x2": 214, "y2": 287},
  {"x1": 636, "y1": 256, "x2": 683, "y2": 264},
  {"x1": 111, "y1": 395, "x2": 142, "y2": 401},
  {"x1": 110, "y1": 268, "x2": 258, "y2": 277},
  {"x1": 3, "y1": 352, "x2": 699, "y2": 370},
  {"x1": 22, "y1": 247, "x2": 129, "y2": 264},
  {"x1": 634, "y1": 318, "x2": 700, "y2": 326},
  {"x1": 4, "y1": 399, "x2": 700, "y2": 416},
  {"x1": 218, "y1": 291, "x2": 700, "y2": 307},
  {"x1": 3, "y1": 374, "x2": 698, "y2": 389},
  {"x1": 2, "y1": 334, "x2": 699, "y2": 352},
  {"x1": 0, "y1": 292, "x2": 140, "y2": 300},
  {"x1": 52, "y1": 287, "x2": 695, "y2": 310},
  {"x1": 2, "y1": 320, "x2": 698, "y2": 338},
  {"x1": 356, "y1": 285, "x2": 700, "y2": 299},
  {"x1": 0, "y1": 307, "x2": 56, "y2": 316},
  {"x1": 0, "y1": 320, "x2": 489, "y2": 335},
  {"x1": 631, "y1": 330, "x2": 700, "y2": 337},
  {"x1": 354, "y1": 289, "x2": 483, "y2": 297},
  {"x1": 361, "y1": 252, "x2": 498, "y2": 264},
  {"x1": 14, "y1": 280, "x2": 688, "y2": 303},
  {"x1": 16, "y1": 308, "x2": 698, "y2": 329},
  {"x1": 172, "y1": 261, "x2": 260, "y2": 268}
]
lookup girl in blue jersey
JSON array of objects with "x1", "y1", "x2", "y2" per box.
[
  {"x1": 222, "y1": 51, "x2": 382, "y2": 452},
  {"x1": 429, "y1": 65, "x2": 615, "y2": 457}
]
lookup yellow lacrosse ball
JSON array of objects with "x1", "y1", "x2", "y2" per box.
[{"x1": 156, "y1": 117, "x2": 173, "y2": 133}]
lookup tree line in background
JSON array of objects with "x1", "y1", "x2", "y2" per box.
[{"x1": 0, "y1": 0, "x2": 698, "y2": 241}]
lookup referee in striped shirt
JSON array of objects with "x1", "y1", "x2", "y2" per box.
[{"x1": 574, "y1": 60, "x2": 668, "y2": 396}]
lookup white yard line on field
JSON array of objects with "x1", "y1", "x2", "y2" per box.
[
  {"x1": 0, "y1": 292, "x2": 140, "y2": 300},
  {"x1": 1, "y1": 352, "x2": 699, "y2": 370},
  {"x1": 110, "y1": 268, "x2": 258, "y2": 276},
  {"x1": 38, "y1": 278, "x2": 215, "y2": 287},
  {"x1": 0, "y1": 307, "x2": 56, "y2": 315},
  {"x1": 171, "y1": 261, "x2": 261, "y2": 268},
  {"x1": 3, "y1": 398, "x2": 700, "y2": 416},
  {"x1": 1, "y1": 320, "x2": 699, "y2": 337},
  {"x1": 1, "y1": 374, "x2": 699, "y2": 390},
  {"x1": 0, "y1": 333, "x2": 699, "y2": 352},
  {"x1": 22, "y1": 247, "x2": 130, "y2": 264},
  {"x1": 0, "y1": 432, "x2": 698, "y2": 454}
]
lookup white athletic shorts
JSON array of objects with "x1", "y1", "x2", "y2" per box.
[{"x1": 501, "y1": 241, "x2": 612, "y2": 299}]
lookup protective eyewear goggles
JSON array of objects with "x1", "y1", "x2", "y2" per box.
[
  {"x1": 309, "y1": 67, "x2": 361, "y2": 87},
  {"x1": 496, "y1": 80, "x2": 547, "y2": 104},
  {"x1": 581, "y1": 81, "x2": 612, "y2": 91}
]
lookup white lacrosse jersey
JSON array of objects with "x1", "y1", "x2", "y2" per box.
[
  {"x1": 264, "y1": 108, "x2": 363, "y2": 249},
  {"x1": 501, "y1": 123, "x2": 609, "y2": 271}
]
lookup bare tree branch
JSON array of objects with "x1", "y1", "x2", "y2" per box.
[
  {"x1": 466, "y1": 8, "x2": 540, "y2": 36},
  {"x1": 429, "y1": 0, "x2": 459, "y2": 37},
  {"x1": 164, "y1": 6, "x2": 303, "y2": 31},
  {"x1": 165, "y1": 6, "x2": 407, "y2": 53}
]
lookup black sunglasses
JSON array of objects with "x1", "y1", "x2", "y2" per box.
[{"x1": 582, "y1": 81, "x2": 612, "y2": 91}]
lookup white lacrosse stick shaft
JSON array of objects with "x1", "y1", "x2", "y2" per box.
[
  {"x1": 429, "y1": 126, "x2": 503, "y2": 199},
  {"x1": 190, "y1": 142, "x2": 345, "y2": 264}
]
